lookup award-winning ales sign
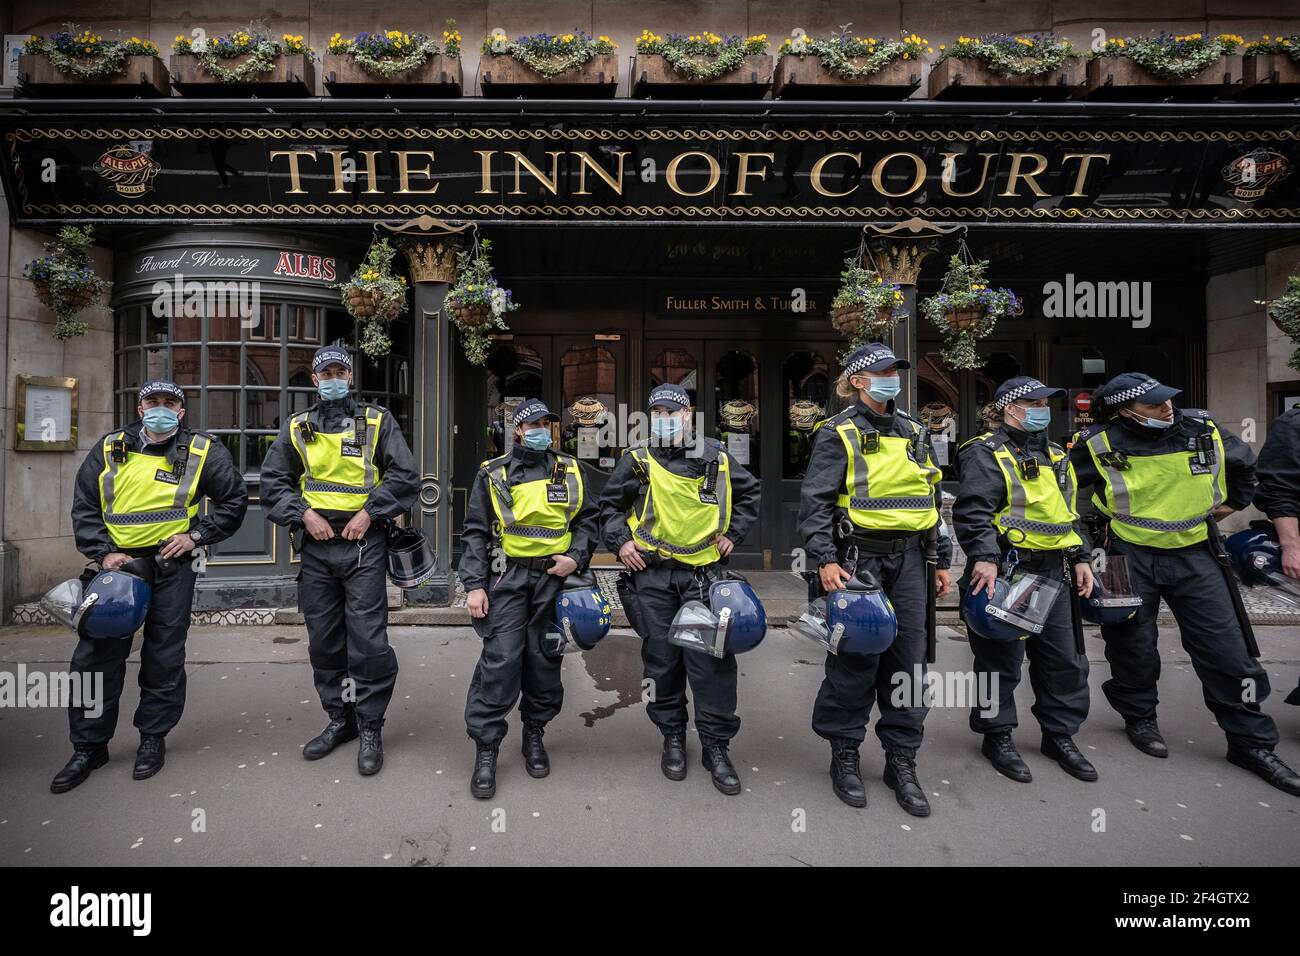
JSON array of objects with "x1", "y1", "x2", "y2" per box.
[{"x1": 2, "y1": 109, "x2": 1297, "y2": 226}]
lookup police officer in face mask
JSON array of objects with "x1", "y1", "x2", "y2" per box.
[
  {"x1": 954, "y1": 378, "x2": 1097, "y2": 784},
  {"x1": 459, "y1": 400, "x2": 599, "y2": 799},
  {"x1": 53, "y1": 381, "x2": 248, "y2": 793},
  {"x1": 1070, "y1": 373, "x2": 1299, "y2": 798},
  {"x1": 598, "y1": 385, "x2": 761, "y2": 795},
  {"x1": 260, "y1": 346, "x2": 418, "y2": 777},
  {"x1": 796, "y1": 344, "x2": 952, "y2": 817}
]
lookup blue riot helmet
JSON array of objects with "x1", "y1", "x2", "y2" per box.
[
  {"x1": 1077, "y1": 552, "x2": 1143, "y2": 625},
  {"x1": 1226, "y1": 528, "x2": 1281, "y2": 587},
  {"x1": 544, "y1": 573, "x2": 612, "y2": 658},
  {"x1": 709, "y1": 576, "x2": 767, "y2": 654},
  {"x1": 962, "y1": 571, "x2": 1063, "y2": 642},
  {"x1": 73, "y1": 567, "x2": 152, "y2": 639},
  {"x1": 825, "y1": 571, "x2": 898, "y2": 655}
]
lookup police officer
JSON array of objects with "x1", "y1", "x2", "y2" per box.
[
  {"x1": 459, "y1": 400, "x2": 598, "y2": 799},
  {"x1": 598, "y1": 384, "x2": 761, "y2": 795},
  {"x1": 53, "y1": 380, "x2": 248, "y2": 792},
  {"x1": 797, "y1": 343, "x2": 951, "y2": 817},
  {"x1": 954, "y1": 377, "x2": 1097, "y2": 783},
  {"x1": 1070, "y1": 372, "x2": 1299, "y2": 797},
  {"x1": 1249, "y1": 404, "x2": 1300, "y2": 709},
  {"x1": 260, "y1": 346, "x2": 418, "y2": 777}
]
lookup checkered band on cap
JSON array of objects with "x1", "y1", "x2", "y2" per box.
[
  {"x1": 511, "y1": 400, "x2": 552, "y2": 427},
  {"x1": 1102, "y1": 378, "x2": 1157, "y2": 406},
  {"x1": 312, "y1": 347, "x2": 352, "y2": 372},
  {"x1": 650, "y1": 386, "x2": 691, "y2": 408},
  {"x1": 994, "y1": 379, "x2": 1046, "y2": 410},
  {"x1": 138, "y1": 381, "x2": 185, "y2": 403},
  {"x1": 845, "y1": 348, "x2": 896, "y2": 376}
]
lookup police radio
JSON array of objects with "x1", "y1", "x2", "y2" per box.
[
  {"x1": 170, "y1": 440, "x2": 190, "y2": 478},
  {"x1": 110, "y1": 438, "x2": 128, "y2": 463},
  {"x1": 298, "y1": 420, "x2": 317, "y2": 443},
  {"x1": 547, "y1": 459, "x2": 569, "y2": 503}
]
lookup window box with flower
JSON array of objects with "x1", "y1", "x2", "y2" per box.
[
  {"x1": 478, "y1": 29, "x2": 618, "y2": 97},
  {"x1": 1086, "y1": 33, "x2": 1244, "y2": 99},
  {"x1": 774, "y1": 28, "x2": 926, "y2": 99},
  {"x1": 830, "y1": 258, "x2": 907, "y2": 349},
  {"x1": 444, "y1": 239, "x2": 519, "y2": 367},
  {"x1": 170, "y1": 29, "x2": 315, "y2": 96},
  {"x1": 335, "y1": 238, "x2": 409, "y2": 360},
  {"x1": 324, "y1": 22, "x2": 462, "y2": 96},
  {"x1": 633, "y1": 31, "x2": 772, "y2": 98},
  {"x1": 929, "y1": 34, "x2": 1084, "y2": 100},
  {"x1": 920, "y1": 253, "x2": 1022, "y2": 371},
  {"x1": 18, "y1": 28, "x2": 169, "y2": 97},
  {"x1": 1240, "y1": 34, "x2": 1300, "y2": 99}
]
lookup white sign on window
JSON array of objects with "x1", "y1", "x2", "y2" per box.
[
  {"x1": 576, "y1": 426, "x2": 600, "y2": 459},
  {"x1": 726, "y1": 432, "x2": 750, "y2": 465}
]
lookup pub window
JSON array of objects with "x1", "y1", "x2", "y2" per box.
[
  {"x1": 716, "y1": 349, "x2": 760, "y2": 476},
  {"x1": 650, "y1": 347, "x2": 699, "y2": 406},
  {"x1": 484, "y1": 341, "x2": 543, "y2": 458},
  {"x1": 561, "y1": 345, "x2": 617, "y2": 472},
  {"x1": 783, "y1": 351, "x2": 830, "y2": 479}
]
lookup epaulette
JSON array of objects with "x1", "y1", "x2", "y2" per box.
[
  {"x1": 812, "y1": 407, "x2": 855, "y2": 433},
  {"x1": 957, "y1": 430, "x2": 996, "y2": 452}
]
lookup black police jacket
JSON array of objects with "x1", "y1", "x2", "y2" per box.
[
  {"x1": 71, "y1": 421, "x2": 248, "y2": 562},
  {"x1": 1254, "y1": 406, "x2": 1300, "y2": 520}
]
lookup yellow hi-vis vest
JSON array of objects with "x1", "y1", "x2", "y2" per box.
[
  {"x1": 98, "y1": 430, "x2": 211, "y2": 549},
  {"x1": 828, "y1": 414, "x2": 940, "y2": 533},
  {"x1": 483, "y1": 452, "x2": 584, "y2": 558},
  {"x1": 288, "y1": 405, "x2": 384, "y2": 512},
  {"x1": 1084, "y1": 417, "x2": 1227, "y2": 549},
  {"x1": 626, "y1": 445, "x2": 732, "y2": 567},
  {"x1": 967, "y1": 431, "x2": 1083, "y2": 551}
]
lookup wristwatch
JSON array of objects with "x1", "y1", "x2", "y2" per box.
[{"x1": 189, "y1": 529, "x2": 204, "y2": 545}]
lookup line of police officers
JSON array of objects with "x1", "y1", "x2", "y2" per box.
[{"x1": 53, "y1": 341, "x2": 1299, "y2": 804}]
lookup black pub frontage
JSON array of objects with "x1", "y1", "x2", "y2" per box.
[{"x1": 3, "y1": 97, "x2": 1299, "y2": 610}]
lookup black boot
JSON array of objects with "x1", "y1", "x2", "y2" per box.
[
  {"x1": 1124, "y1": 717, "x2": 1168, "y2": 758},
  {"x1": 982, "y1": 731, "x2": 1032, "y2": 783},
  {"x1": 1226, "y1": 745, "x2": 1300, "y2": 797},
  {"x1": 661, "y1": 732, "x2": 687, "y2": 781},
  {"x1": 357, "y1": 722, "x2": 383, "y2": 777},
  {"x1": 303, "y1": 712, "x2": 358, "y2": 760},
  {"x1": 828, "y1": 739, "x2": 866, "y2": 808},
  {"x1": 700, "y1": 736, "x2": 741, "y2": 796},
  {"x1": 883, "y1": 751, "x2": 931, "y2": 817},
  {"x1": 1041, "y1": 733, "x2": 1099, "y2": 782},
  {"x1": 133, "y1": 734, "x2": 166, "y2": 780},
  {"x1": 471, "y1": 742, "x2": 498, "y2": 799},
  {"x1": 50, "y1": 744, "x2": 109, "y2": 793},
  {"x1": 522, "y1": 722, "x2": 550, "y2": 778}
]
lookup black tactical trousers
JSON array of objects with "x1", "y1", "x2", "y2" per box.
[
  {"x1": 961, "y1": 554, "x2": 1090, "y2": 737},
  {"x1": 1100, "y1": 537, "x2": 1278, "y2": 749},
  {"x1": 633, "y1": 561, "x2": 740, "y2": 742},
  {"x1": 464, "y1": 562, "x2": 565, "y2": 746},
  {"x1": 299, "y1": 522, "x2": 397, "y2": 727},
  {"x1": 68, "y1": 561, "x2": 197, "y2": 746},
  {"x1": 812, "y1": 544, "x2": 929, "y2": 757}
]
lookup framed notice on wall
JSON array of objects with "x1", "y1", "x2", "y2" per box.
[{"x1": 15, "y1": 375, "x2": 78, "y2": 451}]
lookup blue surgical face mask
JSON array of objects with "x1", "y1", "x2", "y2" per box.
[
  {"x1": 651, "y1": 415, "x2": 683, "y2": 443},
  {"x1": 142, "y1": 406, "x2": 179, "y2": 433},
  {"x1": 1126, "y1": 410, "x2": 1174, "y2": 430},
  {"x1": 318, "y1": 378, "x2": 349, "y2": 401},
  {"x1": 866, "y1": 375, "x2": 901, "y2": 402},
  {"x1": 1018, "y1": 406, "x2": 1052, "y2": 432},
  {"x1": 522, "y1": 427, "x2": 552, "y2": 451}
]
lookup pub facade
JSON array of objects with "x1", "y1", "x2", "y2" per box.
[{"x1": 1, "y1": 1, "x2": 1299, "y2": 617}]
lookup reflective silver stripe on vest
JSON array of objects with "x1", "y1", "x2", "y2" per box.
[
  {"x1": 632, "y1": 526, "x2": 719, "y2": 556},
  {"x1": 304, "y1": 479, "x2": 375, "y2": 495},
  {"x1": 632, "y1": 447, "x2": 729, "y2": 552},
  {"x1": 998, "y1": 443, "x2": 1072, "y2": 535},
  {"x1": 102, "y1": 432, "x2": 206, "y2": 526},
  {"x1": 291, "y1": 409, "x2": 379, "y2": 486},
  {"x1": 492, "y1": 455, "x2": 582, "y2": 541},
  {"x1": 1086, "y1": 430, "x2": 1132, "y2": 517},
  {"x1": 1087, "y1": 428, "x2": 1222, "y2": 533},
  {"x1": 847, "y1": 495, "x2": 934, "y2": 510},
  {"x1": 501, "y1": 524, "x2": 566, "y2": 540},
  {"x1": 999, "y1": 515, "x2": 1073, "y2": 534},
  {"x1": 1109, "y1": 512, "x2": 1209, "y2": 533},
  {"x1": 840, "y1": 422, "x2": 872, "y2": 502}
]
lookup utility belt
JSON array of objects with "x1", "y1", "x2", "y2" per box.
[
  {"x1": 848, "y1": 532, "x2": 923, "y2": 555},
  {"x1": 1002, "y1": 546, "x2": 1069, "y2": 572},
  {"x1": 506, "y1": 555, "x2": 559, "y2": 572},
  {"x1": 641, "y1": 552, "x2": 721, "y2": 572}
]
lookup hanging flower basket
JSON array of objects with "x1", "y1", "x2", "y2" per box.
[
  {"x1": 773, "y1": 27, "x2": 927, "y2": 99},
  {"x1": 830, "y1": 256, "x2": 906, "y2": 349},
  {"x1": 920, "y1": 250, "x2": 1022, "y2": 371},
  {"x1": 323, "y1": 21, "x2": 462, "y2": 96},
  {"x1": 18, "y1": 28, "x2": 169, "y2": 97},
  {"x1": 24, "y1": 225, "x2": 111, "y2": 341},
  {"x1": 1086, "y1": 33, "x2": 1243, "y2": 98},
  {"x1": 929, "y1": 33, "x2": 1084, "y2": 99},
  {"x1": 445, "y1": 238, "x2": 519, "y2": 366},
  {"x1": 334, "y1": 238, "x2": 409, "y2": 359},
  {"x1": 633, "y1": 30, "x2": 772, "y2": 98},
  {"x1": 1240, "y1": 35, "x2": 1300, "y2": 99},
  {"x1": 479, "y1": 28, "x2": 618, "y2": 97},
  {"x1": 1260, "y1": 274, "x2": 1300, "y2": 372},
  {"x1": 171, "y1": 28, "x2": 315, "y2": 96}
]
